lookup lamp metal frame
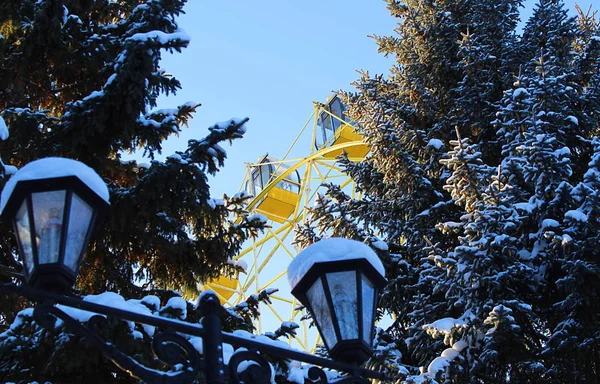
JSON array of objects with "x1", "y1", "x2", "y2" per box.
[
  {"x1": 290, "y1": 259, "x2": 386, "y2": 365},
  {"x1": 1, "y1": 176, "x2": 109, "y2": 291}
]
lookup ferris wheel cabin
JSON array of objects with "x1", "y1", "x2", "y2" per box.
[
  {"x1": 315, "y1": 95, "x2": 369, "y2": 158},
  {"x1": 246, "y1": 156, "x2": 301, "y2": 223}
]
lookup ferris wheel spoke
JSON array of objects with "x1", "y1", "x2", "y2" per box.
[
  {"x1": 240, "y1": 227, "x2": 293, "y2": 293},
  {"x1": 257, "y1": 270, "x2": 288, "y2": 293},
  {"x1": 268, "y1": 294, "x2": 294, "y2": 304},
  {"x1": 235, "y1": 221, "x2": 294, "y2": 259}
]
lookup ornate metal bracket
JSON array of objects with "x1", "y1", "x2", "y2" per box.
[
  {"x1": 33, "y1": 302, "x2": 200, "y2": 383},
  {"x1": 1, "y1": 283, "x2": 386, "y2": 384}
]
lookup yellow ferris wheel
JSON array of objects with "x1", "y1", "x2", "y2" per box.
[{"x1": 204, "y1": 95, "x2": 369, "y2": 351}]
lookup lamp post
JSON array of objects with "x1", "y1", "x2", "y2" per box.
[
  {"x1": 287, "y1": 238, "x2": 386, "y2": 365},
  {"x1": 0, "y1": 158, "x2": 389, "y2": 384}
]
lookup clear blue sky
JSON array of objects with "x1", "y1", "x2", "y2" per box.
[{"x1": 155, "y1": 0, "x2": 595, "y2": 198}]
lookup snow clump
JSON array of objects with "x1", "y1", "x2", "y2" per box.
[
  {"x1": 287, "y1": 237, "x2": 385, "y2": 290},
  {"x1": 0, "y1": 157, "x2": 109, "y2": 212}
]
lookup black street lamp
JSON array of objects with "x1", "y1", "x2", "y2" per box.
[
  {"x1": 0, "y1": 158, "x2": 389, "y2": 384},
  {"x1": 0, "y1": 157, "x2": 110, "y2": 292},
  {"x1": 287, "y1": 238, "x2": 386, "y2": 365}
]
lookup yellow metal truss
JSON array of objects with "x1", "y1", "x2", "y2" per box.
[{"x1": 204, "y1": 97, "x2": 368, "y2": 352}]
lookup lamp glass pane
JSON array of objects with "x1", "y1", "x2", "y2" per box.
[
  {"x1": 32, "y1": 191, "x2": 66, "y2": 264},
  {"x1": 361, "y1": 275, "x2": 375, "y2": 344},
  {"x1": 307, "y1": 277, "x2": 337, "y2": 348},
  {"x1": 326, "y1": 271, "x2": 358, "y2": 340},
  {"x1": 64, "y1": 193, "x2": 93, "y2": 272},
  {"x1": 15, "y1": 200, "x2": 34, "y2": 274}
]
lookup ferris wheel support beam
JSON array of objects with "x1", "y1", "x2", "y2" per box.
[{"x1": 239, "y1": 226, "x2": 294, "y2": 293}]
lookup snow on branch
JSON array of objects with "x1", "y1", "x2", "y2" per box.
[
  {"x1": 422, "y1": 317, "x2": 469, "y2": 340},
  {"x1": 127, "y1": 30, "x2": 191, "y2": 45},
  {"x1": 186, "y1": 117, "x2": 249, "y2": 175},
  {"x1": 427, "y1": 340, "x2": 468, "y2": 380}
]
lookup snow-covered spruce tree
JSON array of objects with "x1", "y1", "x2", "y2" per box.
[
  {"x1": 0, "y1": 1, "x2": 278, "y2": 382},
  {"x1": 298, "y1": 0, "x2": 600, "y2": 382},
  {"x1": 452, "y1": 0, "x2": 522, "y2": 162},
  {"x1": 499, "y1": 3, "x2": 600, "y2": 380},
  {"x1": 519, "y1": 0, "x2": 579, "y2": 72},
  {"x1": 441, "y1": 137, "x2": 546, "y2": 381}
]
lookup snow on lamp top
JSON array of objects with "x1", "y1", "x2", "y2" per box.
[
  {"x1": 287, "y1": 237, "x2": 385, "y2": 290},
  {"x1": 0, "y1": 157, "x2": 109, "y2": 212}
]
